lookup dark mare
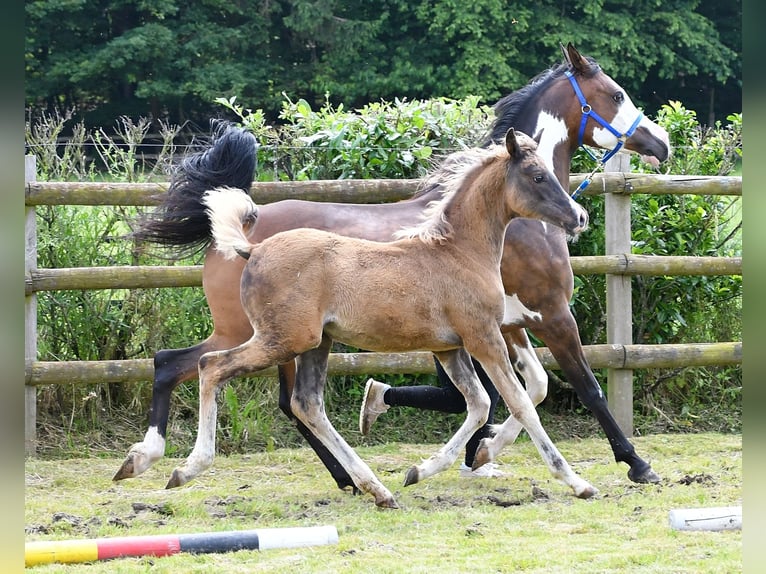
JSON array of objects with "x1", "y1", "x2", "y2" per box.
[
  {"x1": 114, "y1": 44, "x2": 669, "y2": 488},
  {"x1": 170, "y1": 129, "x2": 592, "y2": 507}
]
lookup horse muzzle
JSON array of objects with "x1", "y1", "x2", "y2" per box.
[{"x1": 566, "y1": 205, "x2": 589, "y2": 237}]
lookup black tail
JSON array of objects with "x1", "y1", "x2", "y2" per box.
[{"x1": 133, "y1": 120, "x2": 257, "y2": 258}]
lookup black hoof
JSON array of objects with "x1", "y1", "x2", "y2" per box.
[
  {"x1": 403, "y1": 466, "x2": 420, "y2": 487},
  {"x1": 628, "y1": 463, "x2": 661, "y2": 484}
]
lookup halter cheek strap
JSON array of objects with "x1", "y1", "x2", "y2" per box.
[{"x1": 565, "y1": 70, "x2": 643, "y2": 199}]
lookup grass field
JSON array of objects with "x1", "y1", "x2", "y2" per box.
[{"x1": 25, "y1": 433, "x2": 741, "y2": 573}]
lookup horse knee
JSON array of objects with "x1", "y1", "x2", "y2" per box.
[
  {"x1": 526, "y1": 376, "x2": 548, "y2": 405},
  {"x1": 515, "y1": 360, "x2": 548, "y2": 405},
  {"x1": 466, "y1": 390, "x2": 491, "y2": 427}
]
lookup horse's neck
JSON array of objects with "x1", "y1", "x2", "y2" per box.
[{"x1": 446, "y1": 169, "x2": 513, "y2": 267}]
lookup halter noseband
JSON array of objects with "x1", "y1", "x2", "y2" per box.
[{"x1": 565, "y1": 69, "x2": 643, "y2": 199}]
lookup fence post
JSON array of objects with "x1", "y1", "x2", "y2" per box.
[
  {"x1": 25, "y1": 155, "x2": 37, "y2": 456},
  {"x1": 604, "y1": 153, "x2": 633, "y2": 435}
]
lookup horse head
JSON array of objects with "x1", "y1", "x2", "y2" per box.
[
  {"x1": 504, "y1": 128, "x2": 588, "y2": 237},
  {"x1": 561, "y1": 43, "x2": 670, "y2": 168}
]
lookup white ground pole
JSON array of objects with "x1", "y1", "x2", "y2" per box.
[{"x1": 668, "y1": 506, "x2": 742, "y2": 531}]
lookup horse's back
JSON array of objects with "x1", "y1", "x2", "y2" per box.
[{"x1": 249, "y1": 196, "x2": 434, "y2": 244}]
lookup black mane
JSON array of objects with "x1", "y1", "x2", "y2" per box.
[{"x1": 483, "y1": 57, "x2": 600, "y2": 147}]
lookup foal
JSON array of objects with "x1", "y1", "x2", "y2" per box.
[{"x1": 167, "y1": 130, "x2": 593, "y2": 507}]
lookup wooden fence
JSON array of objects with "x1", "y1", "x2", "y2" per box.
[{"x1": 23, "y1": 155, "x2": 742, "y2": 455}]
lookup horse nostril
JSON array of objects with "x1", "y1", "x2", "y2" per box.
[{"x1": 578, "y1": 210, "x2": 589, "y2": 230}]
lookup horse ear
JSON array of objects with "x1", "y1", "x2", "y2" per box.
[
  {"x1": 505, "y1": 128, "x2": 519, "y2": 158},
  {"x1": 533, "y1": 129, "x2": 544, "y2": 145},
  {"x1": 566, "y1": 43, "x2": 589, "y2": 74},
  {"x1": 560, "y1": 42, "x2": 571, "y2": 66}
]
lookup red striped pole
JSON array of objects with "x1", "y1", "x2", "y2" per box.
[{"x1": 25, "y1": 525, "x2": 338, "y2": 567}]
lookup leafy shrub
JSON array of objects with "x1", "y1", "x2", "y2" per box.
[{"x1": 216, "y1": 94, "x2": 493, "y2": 180}]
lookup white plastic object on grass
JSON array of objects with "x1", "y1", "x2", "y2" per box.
[{"x1": 668, "y1": 506, "x2": 741, "y2": 531}]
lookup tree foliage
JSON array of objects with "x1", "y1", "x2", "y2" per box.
[{"x1": 25, "y1": 0, "x2": 740, "y2": 129}]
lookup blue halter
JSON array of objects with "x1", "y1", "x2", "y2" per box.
[{"x1": 565, "y1": 70, "x2": 643, "y2": 199}]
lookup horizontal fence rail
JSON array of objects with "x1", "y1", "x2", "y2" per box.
[
  {"x1": 24, "y1": 173, "x2": 743, "y2": 206},
  {"x1": 24, "y1": 255, "x2": 742, "y2": 295},
  {"x1": 25, "y1": 342, "x2": 742, "y2": 387},
  {"x1": 24, "y1": 160, "x2": 742, "y2": 455}
]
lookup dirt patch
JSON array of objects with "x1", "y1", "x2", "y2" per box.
[{"x1": 677, "y1": 473, "x2": 715, "y2": 486}]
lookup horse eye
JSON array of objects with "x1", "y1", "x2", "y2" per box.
[
  {"x1": 533, "y1": 174, "x2": 544, "y2": 183},
  {"x1": 613, "y1": 92, "x2": 624, "y2": 103}
]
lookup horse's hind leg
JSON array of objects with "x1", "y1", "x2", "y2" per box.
[
  {"x1": 288, "y1": 336, "x2": 397, "y2": 508},
  {"x1": 277, "y1": 362, "x2": 358, "y2": 492},
  {"x1": 472, "y1": 327, "x2": 549, "y2": 469},
  {"x1": 166, "y1": 336, "x2": 287, "y2": 489},
  {"x1": 113, "y1": 341, "x2": 210, "y2": 480},
  {"x1": 404, "y1": 348, "x2": 490, "y2": 486}
]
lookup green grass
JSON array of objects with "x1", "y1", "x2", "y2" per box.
[{"x1": 25, "y1": 433, "x2": 741, "y2": 573}]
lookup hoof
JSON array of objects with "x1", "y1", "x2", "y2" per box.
[
  {"x1": 472, "y1": 443, "x2": 492, "y2": 471},
  {"x1": 575, "y1": 485, "x2": 599, "y2": 499},
  {"x1": 628, "y1": 464, "x2": 661, "y2": 484},
  {"x1": 375, "y1": 495, "x2": 400, "y2": 509},
  {"x1": 403, "y1": 466, "x2": 420, "y2": 487},
  {"x1": 112, "y1": 456, "x2": 136, "y2": 481},
  {"x1": 165, "y1": 469, "x2": 189, "y2": 489}
]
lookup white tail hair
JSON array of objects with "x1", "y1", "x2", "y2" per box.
[{"x1": 202, "y1": 187, "x2": 259, "y2": 260}]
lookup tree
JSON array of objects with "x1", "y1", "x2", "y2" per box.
[
  {"x1": 26, "y1": 0, "x2": 279, "y2": 126},
  {"x1": 25, "y1": 0, "x2": 740, "y2": 129}
]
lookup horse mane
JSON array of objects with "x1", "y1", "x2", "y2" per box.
[
  {"x1": 483, "y1": 57, "x2": 601, "y2": 146},
  {"x1": 394, "y1": 145, "x2": 504, "y2": 244}
]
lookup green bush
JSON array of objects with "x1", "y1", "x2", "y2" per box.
[{"x1": 216, "y1": 94, "x2": 494, "y2": 180}]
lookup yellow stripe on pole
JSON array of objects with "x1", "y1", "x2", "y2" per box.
[{"x1": 25, "y1": 539, "x2": 99, "y2": 567}]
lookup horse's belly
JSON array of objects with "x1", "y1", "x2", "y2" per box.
[{"x1": 323, "y1": 318, "x2": 461, "y2": 353}]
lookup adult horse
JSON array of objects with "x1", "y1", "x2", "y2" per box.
[
  {"x1": 171, "y1": 129, "x2": 592, "y2": 508},
  {"x1": 114, "y1": 43, "x2": 669, "y2": 486}
]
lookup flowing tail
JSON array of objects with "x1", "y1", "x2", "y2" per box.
[
  {"x1": 202, "y1": 188, "x2": 259, "y2": 261},
  {"x1": 133, "y1": 120, "x2": 257, "y2": 257}
]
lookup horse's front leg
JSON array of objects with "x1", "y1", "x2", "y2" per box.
[
  {"x1": 536, "y1": 311, "x2": 659, "y2": 484},
  {"x1": 471, "y1": 334, "x2": 597, "y2": 499},
  {"x1": 166, "y1": 336, "x2": 285, "y2": 489},
  {"x1": 404, "y1": 348, "x2": 490, "y2": 486},
  {"x1": 473, "y1": 327, "x2": 548, "y2": 468},
  {"x1": 290, "y1": 336, "x2": 398, "y2": 508}
]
